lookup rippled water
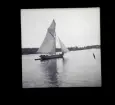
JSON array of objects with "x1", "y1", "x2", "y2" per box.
[{"x1": 22, "y1": 49, "x2": 101, "y2": 88}]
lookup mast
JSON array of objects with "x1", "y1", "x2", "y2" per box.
[
  {"x1": 54, "y1": 32, "x2": 56, "y2": 55},
  {"x1": 48, "y1": 19, "x2": 56, "y2": 55}
]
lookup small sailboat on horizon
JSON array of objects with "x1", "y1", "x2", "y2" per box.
[{"x1": 35, "y1": 19, "x2": 69, "y2": 61}]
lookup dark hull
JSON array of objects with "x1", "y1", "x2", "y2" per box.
[{"x1": 40, "y1": 54, "x2": 63, "y2": 60}]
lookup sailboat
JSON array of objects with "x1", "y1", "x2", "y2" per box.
[{"x1": 35, "y1": 19, "x2": 69, "y2": 60}]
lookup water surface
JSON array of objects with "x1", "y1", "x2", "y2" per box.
[{"x1": 22, "y1": 49, "x2": 101, "y2": 88}]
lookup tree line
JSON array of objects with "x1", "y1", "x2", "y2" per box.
[{"x1": 22, "y1": 45, "x2": 100, "y2": 55}]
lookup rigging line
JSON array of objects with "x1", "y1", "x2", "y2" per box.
[{"x1": 49, "y1": 32, "x2": 55, "y2": 39}]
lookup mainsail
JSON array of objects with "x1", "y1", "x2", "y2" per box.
[
  {"x1": 37, "y1": 20, "x2": 56, "y2": 54},
  {"x1": 48, "y1": 19, "x2": 56, "y2": 36},
  {"x1": 37, "y1": 19, "x2": 69, "y2": 55},
  {"x1": 58, "y1": 37, "x2": 69, "y2": 53}
]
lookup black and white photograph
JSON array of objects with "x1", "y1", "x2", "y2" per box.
[{"x1": 21, "y1": 8, "x2": 101, "y2": 88}]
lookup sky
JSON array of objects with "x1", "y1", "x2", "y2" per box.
[{"x1": 21, "y1": 8, "x2": 100, "y2": 48}]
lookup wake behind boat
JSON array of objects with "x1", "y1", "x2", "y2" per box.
[{"x1": 35, "y1": 19, "x2": 69, "y2": 61}]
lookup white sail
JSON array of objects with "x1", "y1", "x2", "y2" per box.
[
  {"x1": 37, "y1": 31, "x2": 56, "y2": 54},
  {"x1": 58, "y1": 37, "x2": 69, "y2": 53},
  {"x1": 37, "y1": 20, "x2": 56, "y2": 54},
  {"x1": 37, "y1": 20, "x2": 68, "y2": 54},
  {"x1": 48, "y1": 19, "x2": 56, "y2": 36}
]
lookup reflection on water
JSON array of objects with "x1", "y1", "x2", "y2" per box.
[
  {"x1": 22, "y1": 49, "x2": 101, "y2": 88},
  {"x1": 41, "y1": 59, "x2": 58, "y2": 87},
  {"x1": 39, "y1": 58, "x2": 68, "y2": 87}
]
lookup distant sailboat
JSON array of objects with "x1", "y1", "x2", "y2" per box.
[{"x1": 35, "y1": 19, "x2": 69, "y2": 60}]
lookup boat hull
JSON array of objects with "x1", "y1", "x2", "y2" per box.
[{"x1": 40, "y1": 54, "x2": 63, "y2": 60}]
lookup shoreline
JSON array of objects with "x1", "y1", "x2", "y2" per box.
[{"x1": 22, "y1": 47, "x2": 100, "y2": 55}]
